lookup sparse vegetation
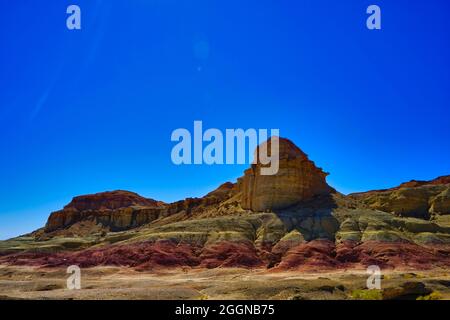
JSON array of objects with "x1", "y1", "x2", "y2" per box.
[
  {"x1": 417, "y1": 291, "x2": 443, "y2": 300},
  {"x1": 351, "y1": 289, "x2": 383, "y2": 300}
]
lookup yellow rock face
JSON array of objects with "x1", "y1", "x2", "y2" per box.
[{"x1": 239, "y1": 137, "x2": 332, "y2": 212}]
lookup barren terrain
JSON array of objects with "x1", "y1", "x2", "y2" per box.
[{"x1": 0, "y1": 266, "x2": 449, "y2": 300}]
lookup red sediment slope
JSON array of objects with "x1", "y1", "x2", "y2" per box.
[
  {"x1": 1, "y1": 240, "x2": 449, "y2": 271},
  {"x1": 199, "y1": 241, "x2": 264, "y2": 269},
  {"x1": 274, "y1": 240, "x2": 450, "y2": 271}
]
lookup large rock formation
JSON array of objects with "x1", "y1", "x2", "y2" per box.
[
  {"x1": 239, "y1": 137, "x2": 332, "y2": 212},
  {"x1": 43, "y1": 138, "x2": 334, "y2": 233},
  {"x1": 63, "y1": 190, "x2": 162, "y2": 211},
  {"x1": 45, "y1": 190, "x2": 166, "y2": 233},
  {"x1": 44, "y1": 184, "x2": 239, "y2": 234},
  {"x1": 1, "y1": 137, "x2": 450, "y2": 274}
]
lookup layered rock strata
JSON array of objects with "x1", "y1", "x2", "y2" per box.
[{"x1": 239, "y1": 137, "x2": 332, "y2": 212}]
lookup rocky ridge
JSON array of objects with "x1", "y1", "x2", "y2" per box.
[{"x1": 0, "y1": 137, "x2": 449, "y2": 271}]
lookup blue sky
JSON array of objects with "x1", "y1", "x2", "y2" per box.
[{"x1": 1, "y1": 0, "x2": 449, "y2": 239}]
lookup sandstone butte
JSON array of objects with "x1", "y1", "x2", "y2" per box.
[{"x1": 0, "y1": 137, "x2": 449, "y2": 271}]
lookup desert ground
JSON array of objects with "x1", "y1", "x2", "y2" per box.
[{"x1": 0, "y1": 265, "x2": 448, "y2": 300}]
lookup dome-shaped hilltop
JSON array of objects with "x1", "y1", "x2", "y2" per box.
[{"x1": 239, "y1": 137, "x2": 333, "y2": 212}]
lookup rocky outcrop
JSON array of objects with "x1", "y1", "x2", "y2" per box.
[
  {"x1": 397, "y1": 176, "x2": 450, "y2": 189},
  {"x1": 45, "y1": 183, "x2": 239, "y2": 233},
  {"x1": 166, "y1": 182, "x2": 238, "y2": 216},
  {"x1": 350, "y1": 177, "x2": 450, "y2": 218},
  {"x1": 64, "y1": 190, "x2": 163, "y2": 211},
  {"x1": 430, "y1": 188, "x2": 450, "y2": 215},
  {"x1": 45, "y1": 191, "x2": 165, "y2": 232},
  {"x1": 45, "y1": 205, "x2": 167, "y2": 233},
  {"x1": 238, "y1": 137, "x2": 332, "y2": 212},
  {"x1": 382, "y1": 282, "x2": 432, "y2": 300},
  {"x1": 353, "y1": 176, "x2": 450, "y2": 195}
]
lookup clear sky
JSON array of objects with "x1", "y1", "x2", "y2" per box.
[{"x1": 1, "y1": 0, "x2": 449, "y2": 240}]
